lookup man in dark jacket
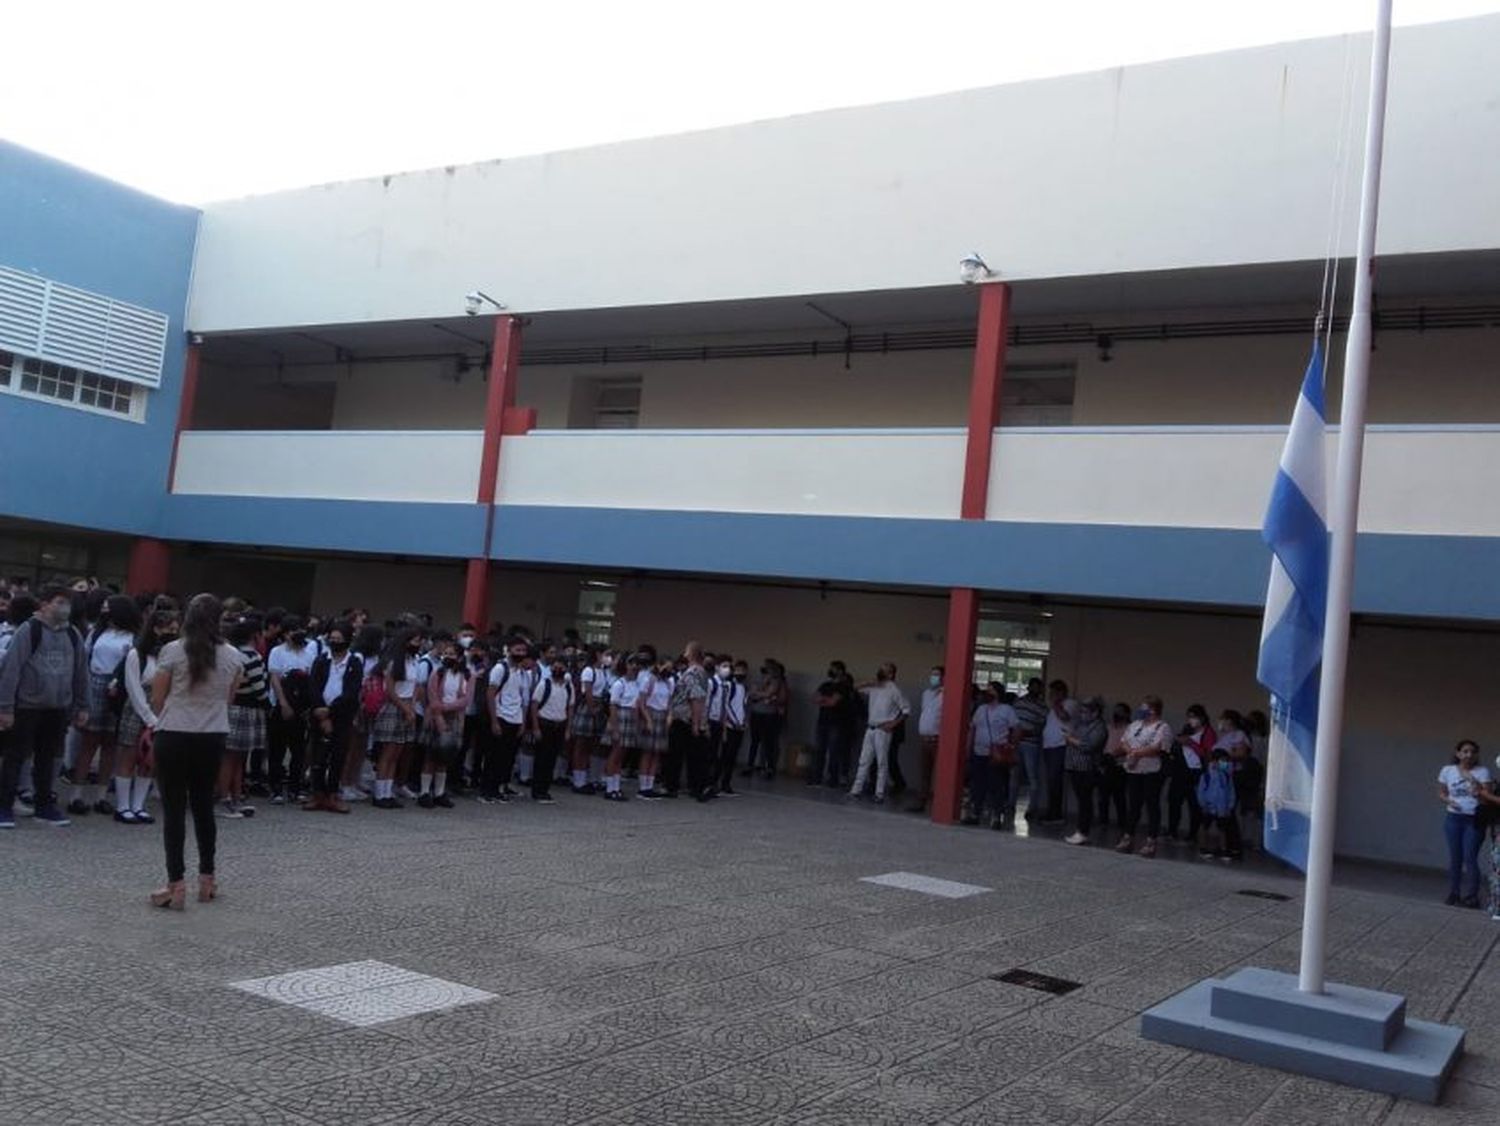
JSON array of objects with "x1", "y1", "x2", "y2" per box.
[
  {"x1": 0, "y1": 586, "x2": 89, "y2": 827},
  {"x1": 305, "y1": 621, "x2": 363, "y2": 813}
]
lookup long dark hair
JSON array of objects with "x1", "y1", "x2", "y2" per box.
[
  {"x1": 182, "y1": 593, "x2": 224, "y2": 686},
  {"x1": 378, "y1": 628, "x2": 416, "y2": 679},
  {"x1": 135, "y1": 609, "x2": 179, "y2": 662}
]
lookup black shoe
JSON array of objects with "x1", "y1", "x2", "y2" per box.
[
  {"x1": 59, "y1": 768, "x2": 75, "y2": 784},
  {"x1": 375, "y1": 796, "x2": 404, "y2": 810},
  {"x1": 719, "y1": 785, "x2": 736, "y2": 796},
  {"x1": 501, "y1": 786, "x2": 519, "y2": 798},
  {"x1": 93, "y1": 799, "x2": 114, "y2": 816},
  {"x1": 533, "y1": 793, "x2": 556, "y2": 805},
  {"x1": 1445, "y1": 893, "x2": 1460, "y2": 906},
  {"x1": 604, "y1": 790, "x2": 627, "y2": 802},
  {"x1": 662, "y1": 790, "x2": 679, "y2": 799},
  {"x1": 697, "y1": 788, "x2": 717, "y2": 802},
  {"x1": 66, "y1": 798, "x2": 89, "y2": 816},
  {"x1": 434, "y1": 794, "x2": 455, "y2": 809},
  {"x1": 637, "y1": 789, "x2": 662, "y2": 801},
  {"x1": 417, "y1": 793, "x2": 435, "y2": 809}
]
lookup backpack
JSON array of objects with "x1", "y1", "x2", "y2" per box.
[
  {"x1": 280, "y1": 668, "x2": 314, "y2": 714},
  {"x1": 105, "y1": 649, "x2": 134, "y2": 716},
  {"x1": 1197, "y1": 764, "x2": 1236, "y2": 818},
  {"x1": 360, "y1": 670, "x2": 388, "y2": 717}
]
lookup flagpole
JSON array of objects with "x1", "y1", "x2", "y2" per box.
[{"x1": 1298, "y1": 0, "x2": 1393, "y2": 996}]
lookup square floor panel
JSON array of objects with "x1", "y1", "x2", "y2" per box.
[
  {"x1": 859, "y1": 871, "x2": 993, "y2": 899},
  {"x1": 230, "y1": 961, "x2": 496, "y2": 1027}
]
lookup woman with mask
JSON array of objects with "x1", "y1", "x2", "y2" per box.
[
  {"x1": 1166, "y1": 704, "x2": 1215, "y2": 843},
  {"x1": 635, "y1": 657, "x2": 673, "y2": 799},
  {"x1": 72, "y1": 595, "x2": 142, "y2": 816},
  {"x1": 1064, "y1": 696, "x2": 1109, "y2": 845},
  {"x1": 370, "y1": 629, "x2": 420, "y2": 809},
  {"x1": 602, "y1": 654, "x2": 641, "y2": 801},
  {"x1": 148, "y1": 594, "x2": 242, "y2": 909},
  {"x1": 1438, "y1": 739, "x2": 1494, "y2": 907},
  {"x1": 419, "y1": 638, "x2": 471, "y2": 809},
  {"x1": 567, "y1": 646, "x2": 608, "y2": 794},
  {"x1": 743, "y1": 659, "x2": 788, "y2": 779},
  {"x1": 112, "y1": 608, "x2": 178, "y2": 824},
  {"x1": 1115, "y1": 696, "x2": 1172, "y2": 858},
  {"x1": 1095, "y1": 702, "x2": 1131, "y2": 832}
]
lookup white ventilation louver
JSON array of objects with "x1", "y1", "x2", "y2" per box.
[{"x1": 0, "y1": 264, "x2": 169, "y2": 388}]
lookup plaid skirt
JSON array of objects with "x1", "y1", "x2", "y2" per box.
[
  {"x1": 116, "y1": 707, "x2": 148, "y2": 752},
  {"x1": 84, "y1": 672, "x2": 118, "y2": 734},
  {"x1": 372, "y1": 702, "x2": 415, "y2": 746},
  {"x1": 570, "y1": 701, "x2": 605, "y2": 740},
  {"x1": 226, "y1": 704, "x2": 267, "y2": 755},
  {"x1": 640, "y1": 709, "x2": 669, "y2": 755},
  {"x1": 610, "y1": 706, "x2": 638, "y2": 749}
]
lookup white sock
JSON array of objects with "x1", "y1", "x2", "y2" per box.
[
  {"x1": 517, "y1": 753, "x2": 534, "y2": 782},
  {"x1": 640, "y1": 774, "x2": 654, "y2": 792},
  {"x1": 434, "y1": 772, "x2": 447, "y2": 797},
  {"x1": 375, "y1": 779, "x2": 390, "y2": 799},
  {"x1": 113, "y1": 777, "x2": 130, "y2": 810},
  {"x1": 571, "y1": 770, "x2": 587, "y2": 788},
  {"x1": 69, "y1": 783, "x2": 83, "y2": 804},
  {"x1": 420, "y1": 773, "x2": 433, "y2": 796},
  {"x1": 131, "y1": 777, "x2": 152, "y2": 810},
  {"x1": 606, "y1": 774, "x2": 620, "y2": 794}
]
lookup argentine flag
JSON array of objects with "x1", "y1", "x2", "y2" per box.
[{"x1": 1257, "y1": 342, "x2": 1330, "y2": 871}]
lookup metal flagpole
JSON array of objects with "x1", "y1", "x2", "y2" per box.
[{"x1": 1298, "y1": 0, "x2": 1393, "y2": 995}]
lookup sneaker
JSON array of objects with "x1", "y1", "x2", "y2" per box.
[
  {"x1": 476, "y1": 794, "x2": 499, "y2": 806},
  {"x1": 396, "y1": 785, "x2": 417, "y2": 800},
  {"x1": 16, "y1": 791, "x2": 34, "y2": 813},
  {"x1": 603, "y1": 791, "x2": 626, "y2": 803},
  {"x1": 1115, "y1": 835, "x2": 1133, "y2": 853},
  {"x1": 417, "y1": 793, "x2": 435, "y2": 809},
  {"x1": 0, "y1": 808, "x2": 14, "y2": 829},
  {"x1": 1065, "y1": 832, "x2": 1088, "y2": 845},
  {"x1": 532, "y1": 793, "x2": 556, "y2": 805},
  {"x1": 501, "y1": 786, "x2": 520, "y2": 798},
  {"x1": 216, "y1": 801, "x2": 243, "y2": 819},
  {"x1": 433, "y1": 794, "x2": 455, "y2": 809},
  {"x1": 1198, "y1": 850, "x2": 1215, "y2": 860},
  {"x1": 339, "y1": 787, "x2": 364, "y2": 803},
  {"x1": 66, "y1": 798, "x2": 90, "y2": 816},
  {"x1": 270, "y1": 793, "x2": 286, "y2": 806},
  {"x1": 235, "y1": 802, "x2": 256, "y2": 818},
  {"x1": 1137, "y1": 839, "x2": 1157, "y2": 859},
  {"x1": 636, "y1": 789, "x2": 663, "y2": 801},
  {"x1": 114, "y1": 809, "x2": 139, "y2": 824},
  {"x1": 132, "y1": 809, "x2": 155, "y2": 825},
  {"x1": 33, "y1": 806, "x2": 71, "y2": 827},
  {"x1": 59, "y1": 767, "x2": 75, "y2": 785}
]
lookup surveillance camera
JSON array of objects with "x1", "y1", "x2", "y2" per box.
[
  {"x1": 463, "y1": 292, "x2": 483, "y2": 316},
  {"x1": 958, "y1": 254, "x2": 994, "y2": 285},
  {"x1": 189, "y1": 332, "x2": 205, "y2": 345}
]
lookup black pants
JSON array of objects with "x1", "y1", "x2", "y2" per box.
[
  {"x1": 813, "y1": 719, "x2": 850, "y2": 787},
  {"x1": 482, "y1": 720, "x2": 522, "y2": 797},
  {"x1": 1, "y1": 708, "x2": 67, "y2": 810},
  {"x1": 1124, "y1": 772, "x2": 1165, "y2": 840},
  {"x1": 1201, "y1": 813, "x2": 1244, "y2": 856},
  {"x1": 684, "y1": 725, "x2": 712, "y2": 797},
  {"x1": 1043, "y1": 746, "x2": 1068, "y2": 821},
  {"x1": 155, "y1": 732, "x2": 224, "y2": 882},
  {"x1": 307, "y1": 713, "x2": 352, "y2": 795},
  {"x1": 888, "y1": 724, "x2": 908, "y2": 792},
  {"x1": 664, "y1": 719, "x2": 693, "y2": 795},
  {"x1": 268, "y1": 710, "x2": 308, "y2": 795},
  {"x1": 747, "y1": 714, "x2": 782, "y2": 773},
  {"x1": 460, "y1": 714, "x2": 485, "y2": 786},
  {"x1": 1166, "y1": 764, "x2": 1203, "y2": 839},
  {"x1": 1096, "y1": 764, "x2": 1128, "y2": 828},
  {"x1": 718, "y1": 726, "x2": 743, "y2": 789},
  {"x1": 1069, "y1": 770, "x2": 1095, "y2": 835},
  {"x1": 533, "y1": 720, "x2": 565, "y2": 798}
]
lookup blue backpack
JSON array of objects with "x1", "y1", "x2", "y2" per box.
[{"x1": 1197, "y1": 763, "x2": 1236, "y2": 818}]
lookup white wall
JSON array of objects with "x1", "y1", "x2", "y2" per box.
[
  {"x1": 988, "y1": 425, "x2": 1500, "y2": 536},
  {"x1": 188, "y1": 17, "x2": 1500, "y2": 331},
  {"x1": 496, "y1": 430, "x2": 965, "y2": 518},
  {"x1": 173, "y1": 430, "x2": 483, "y2": 502}
]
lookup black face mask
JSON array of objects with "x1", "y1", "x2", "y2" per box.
[
  {"x1": 329, "y1": 641, "x2": 349, "y2": 654},
  {"x1": 444, "y1": 657, "x2": 462, "y2": 669},
  {"x1": 290, "y1": 631, "x2": 307, "y2": 644}
]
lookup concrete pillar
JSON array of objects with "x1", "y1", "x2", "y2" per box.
[{"x1": 464, "y1": 315, "x2": 525, "y2": 630}]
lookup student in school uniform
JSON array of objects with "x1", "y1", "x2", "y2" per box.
[
  {"x1": 113, "y1": 608, "x2": 179, "y2": 824},
  {"x1": 528, "y1": 659, "x2": 574, "y2": 804},
  {"x1": 458, "y1": 639, "x2": 491, "y2": 793},
  {"x1": 567, "y1": 645, "x2": 607, "y2": 794},
  {"x1": 219, "y1": 616, "x2": 267, "y2": 819},
  {"x1": 601, "y1": 655, "x2": 641, "y2": 802},
  {"x1": 306, "y1": 621, "x2": 363, "y2": 814},
  {"x1": 71, "y1": 595, "x2": 141, "y2": 816},
  {"x1": 635, "y1": 656, "x2": 673, "y2": 800},
  {"x1": 370, "y1": 629, "x2": 421, "y2": 809},
  {"x1": 419, "y1": 638, "x2": 471, "y2": 809},
  {"x1": 709, "y1": 657, "x2": 748, "y2": 796},
  {"x1": 266, "y1": 616, "x2": 319, "y2": 805},
  {"x1": 481, "y1": 637, "x2": 537, "y2": 804}
]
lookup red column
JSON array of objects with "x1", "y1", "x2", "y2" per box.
[
  {"x1": 125, "y1": 538, "x2": 172, "y2": 595},
  {"x1": 463, "y1": 316, "x2": 524, "y2": 630},
  {"x1": 932, "y1": 282, "x2": 1011, "y2": 826},
  {"x1": 166, "y1": 342, "x2": 201, "y2": 492}
]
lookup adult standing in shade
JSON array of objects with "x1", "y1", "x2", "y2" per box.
[
  {"x1": 148, "y1": 594, "x2": 243, "y2": 909},
  {"x1": 1437, "y1": 739, "x2": 1493, "y2": 908}
]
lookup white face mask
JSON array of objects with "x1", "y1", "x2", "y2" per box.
[
  {"x1": 717, "y1": 665, "x2": 731, "y2": 679},
  {"x1": 928, "y1": 674, "x2": 940, "y2": 688}
]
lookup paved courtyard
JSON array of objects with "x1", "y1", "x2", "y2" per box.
[{"x1": 3, "y1": 782, "x2": 1498, "y2": 1125}]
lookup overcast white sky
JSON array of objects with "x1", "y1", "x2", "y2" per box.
[{"x1": 5, "y1": 0, "x2": 1498, "y2": 204}]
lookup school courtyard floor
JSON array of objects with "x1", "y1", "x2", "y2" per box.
[{"x1": 2, "y1": 780, "x2": 1497, "y2": 1126}]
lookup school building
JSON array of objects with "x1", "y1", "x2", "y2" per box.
[{"x1": 2, "y1": 15, "x2": 1498, "y2": 869}]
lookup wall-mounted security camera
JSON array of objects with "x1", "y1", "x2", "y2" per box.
[
  {"x1": 464, "y1": 290, "x2": 506, "y2": 316},
  {"x1": 958, "y1": 253, "x2": 997, "y2": 284}
]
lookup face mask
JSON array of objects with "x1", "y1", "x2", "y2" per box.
[
  {"x1": 718, "y1": 665, "x2": 731, "y2": 679},
  {"x1": 553, "y1": 669, "x2": 566, "y2": 681},
  {"x1": 458, "y1": 635, "x2": 474, "y2": 649},
  {"x1": 928, "y1": 674, "x2": 941, "y2": 688},
  {"x1": 876, "y1": 671, "x2": 888, "y2": 683},
  {"x1": 445, "y1": 656, "x2": 461, "y2": 668},
  {"x1": 329, "y1": 640, "x2": 349, "y2": 654},
  {"x1": 290, "y1": 631, "x2": 307, "y2": 644},
  {"x1": 734, "y1": 673, "x2": 747, "y2": 682},
  {"x1": 1134, "y1": 707, "x2": 1150, "y2": 721},
  {"x1": 52, "y1": 603, "x2": 72, "y2": 624}
]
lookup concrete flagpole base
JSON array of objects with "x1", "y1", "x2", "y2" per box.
[{"x1": 1140, "y1": 967, "x2": 1464, "y2": 1104}]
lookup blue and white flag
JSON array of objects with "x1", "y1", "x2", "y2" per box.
[{"x1": 1257, "y1": 342, "x2": 1329, "y2": 871}]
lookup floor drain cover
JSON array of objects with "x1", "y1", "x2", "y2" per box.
[
  {"x1": 1236, "y1": 889, "x2": 1292, "y2": 902},
  {"x1": 991, "y1": 969, "x2": 1082, "y2": 995}
]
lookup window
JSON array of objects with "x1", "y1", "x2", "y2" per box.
[
  {"x1": 0, "y1": 350, "x2": 144, "y2": 420},
  {"x1": 1002, "y1": 364, "x2": 1075, "y2": 427},
  {"x1": 592, "y1": 377, "x2": 642, "y2": 429},
  {"x1": 973, "y1": 615, "x2": 1052, "y2": 694},
  {"x1": 544, "y1": 580, "x2": 618, "y2": 646}
]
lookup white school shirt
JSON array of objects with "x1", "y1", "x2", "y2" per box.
[
  {"x1": 489, "y1": 661, "x2": 534, "y2": 725},
  {"x1": 432, "y1": 668, "x2": 470, "y2": 710},
  {"x1": 707, "y1": 675, "x2": 729, "y2": 722},
  {"x1": 391, "y1": 655, "x2": 423, "y2": 701},
  {"x1": 533, "y1": 675, "x2": 573, "y2": 722},
  {"x1": 89, "y1": 628, "x2": 134, "y2": 676},
  {"x1": 642, "y1": 673, "x2": 672, "y2": 713},
  {"x1": 610, "y1": 675, "x2": 641, "y2": 711},
  {"x1": 1439, "y1": 765, "x2": 1492, "y2": 816},
  {"x1": 721, "y1": 679, "x2": 747, "y2": 729},
  {"x1": 411, "y1": 654, "x2": 433, "y2": 714},
  {"x1": 124, "y1": 649, "x2": 160, "y2": 728},
  {"x1": 267, "y1": 642, "x2": 318, "y2": 706},
  {"x1": 918, "y1": 687, "x2": 943, "y2": 738},
  {"x1": 322, "y1": 652, "x2": 355, "y2": 707}
]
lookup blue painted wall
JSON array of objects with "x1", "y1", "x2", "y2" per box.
[{"x1": 0, "y1": 142, "x2": 199, "y2": 536}]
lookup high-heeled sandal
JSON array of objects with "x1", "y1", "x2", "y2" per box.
[
  {"x1": 198, "y1": 874, "x2": 218, "y2": 903},
  {"x1": 150, "y1": 881, "x2": 186, "y2": 910}
]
